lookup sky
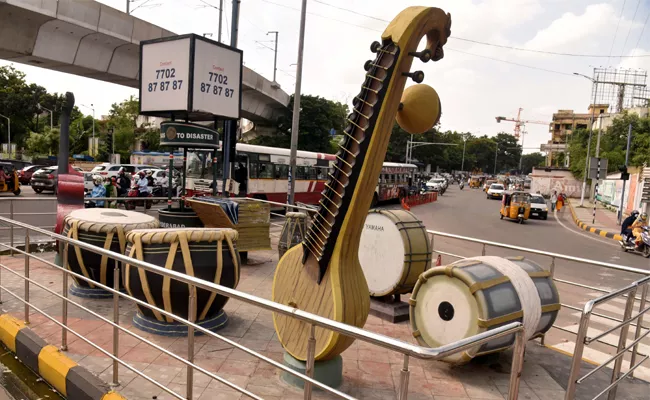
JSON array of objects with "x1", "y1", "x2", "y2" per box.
[{"x1": 1, "y1": 0, "x2": 649, "y2": 155}]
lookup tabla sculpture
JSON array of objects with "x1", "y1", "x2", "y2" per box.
[{"x1": 272, "y1": 6, "x2": 451, "y2": 361}]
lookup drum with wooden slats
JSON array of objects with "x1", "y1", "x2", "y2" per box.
[
  {"x1": 278, "y1": 212, "x2": 308, "y2": 258},
  {"x1": 409, "y1": 256, "x2": 560, "y2": 363},
  {"x1": 124, "y1": 228, "x2": 240, "y2": 336},
  {"x1": 359, "y1": 209, "x2": 431, "y2": 297},
  {"x1": 62, "y1": 209, "x2": 158, "y2": 298}
]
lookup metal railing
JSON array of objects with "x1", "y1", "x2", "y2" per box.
[
  {"x1": 426, "y1": 229, "x2": 650, "y2": 399},
  {"x1": 0, "y1": 215, "x2": 526, "y2": 400},
  {"x1": 565, "y1": 276, "x2": 650, "y2": 400}
]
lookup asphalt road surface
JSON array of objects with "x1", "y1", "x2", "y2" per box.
[{"x1": 405, "y1": 184, "x2": 650, "y2": 380}]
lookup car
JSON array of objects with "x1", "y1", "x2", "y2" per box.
[
  {"x1": 425, "y1": 178, "x2": 445, "y2": 192},
  {"x1": 486, "y1": 183, "x2": 505, "y2": 199},
  {"x1": 530, "y1": 195, "x2": 548, "y2": 220},
  {"x1": 18, "y1": 165, "x2": 46, "y2": 185},
  {"x1": 31, "y1": 166, "x2": 84, "y2": 193},
  {"x1": 90, "y1": 164, "x2": 159, "y2": 179}
]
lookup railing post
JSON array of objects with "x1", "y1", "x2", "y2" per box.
[
  {"x1": 398, "y1": 354, "x2": 410, "y2": 400},
  {"x1": 549, "y1": 256, "x2": 556, "y2": 277},
  {"x1": 481, "y1": 243, "x2": 486, "y2": 256},
  {"x1": 507, "y1": 329, "x2": 525, "y2": 400},
  {"x1": 565, "y1": 307, "x2": 593, "y2": 399},
  {"x1": 303, "y1": 324, "x2": 316, "y2": 400},
  {"x1": 186, "y1": 284, "x2": 196, "y2": 400},
  {"x1": 112, "y1": 259, "x2": 120, "y2": 386},
  {"x1": 24, "y1": 232, "x2": 30, "y2": 324},
  {"x1": 9, "y1": 200, "x2": 14, "y2": 257},
  {"x1": 630, "y1": 283, "x2": 649, "y2": 377},
  {"x1": 61, "y1": 243, "x2": 69, "y2": 351},
  {"x1": 608, "y1": 286, "x2": 638, "y2": 400}
]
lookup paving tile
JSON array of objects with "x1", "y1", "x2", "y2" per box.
[
  {"x1": 530, "y1": 389, "x2": 566, "y2": 400},
  {"x1": 462, "y1": 381, "x2": 504, "y2": 399},
  {"x1": 496, "y1": 385, "x2": 541, "y2": 400},
  {"x1": 428, "y1": 379, "x2": 468, "y2": 397}
]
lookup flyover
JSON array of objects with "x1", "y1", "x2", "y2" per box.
[{"x1": 0, "y1": 0, "x2": 290, "y2": 124}]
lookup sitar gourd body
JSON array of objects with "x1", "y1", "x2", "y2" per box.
[{"x1": 272, "y1": 6, "x2": 451, "y2": 361}]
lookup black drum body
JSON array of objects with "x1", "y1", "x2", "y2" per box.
[
  {"x1": 158, "y1": 208, "x2": 204, "y2": 228},
  {"x1": 125, "y1": 228, "x2": 240, "y2": 336},
  {"x1": 62, "y1": 209, "x2": 159, "y2": 298}
]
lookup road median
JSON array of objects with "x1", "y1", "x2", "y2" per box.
[{"x1": 567, "y1": 199, "x2": 623, "y2": 241}]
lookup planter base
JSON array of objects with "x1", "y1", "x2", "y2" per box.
[{"x1": 133, "y1": 310, "x2": 228, "y2": 336}]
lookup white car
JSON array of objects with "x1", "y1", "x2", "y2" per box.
[
  {"x1": 530, "y1": 195, "x2": 549, "y2": 220},
  {"x1": 486, "y1": 183, "x2": 505, "y2": 199},
  {"x1": 91, "y1": 164, "x2": 159, "y2": 179},
  {"x1": 426, "y1": 178, "x2": 445, "y2": 191}
]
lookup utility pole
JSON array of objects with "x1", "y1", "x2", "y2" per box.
[
  {"x1": 0, "y1": 113, "x2": 10, "y2": 158},
  {"x1": 288, "y1": 0, "x2": 307, "y2": 205},
  {"x1": 267, "y1": 31, "x2": 279, "y2": 83},
  {"x1": 579, "y1": 74, "x2": 598, "y2": 206},
  {"x1": 461, "y1": 135, "x2": 467, "y2": 172},
  {"x1": 222, "y1": 0, "x2": 240, "y2": 197},
  {"x1": 618, "y1": 123, "x2": 632, "y2": 225},
  {"x1": 494, "y1": 143, "x2": 498, "y2": 175},
  {"x1": 126, "y1": 0, "x2": 130, "y2": 14},
  {"x1": 518, "y1": 130, "x2": 526, "y2": 172},
  {"x1": 218, "y1": 0, "x2": 223, "y2": 42}
]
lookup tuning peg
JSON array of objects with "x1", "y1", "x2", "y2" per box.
[
  {"x1": 370, "y1": 41, "x2": 381, "y2": 53},
  {"x1": 402, "y1": 71, "x2": 425, "y2": 83},
  {"x1": 364, "y1": 60, "x2": 373, "y2": 71},
  {"x1": 409, "y1": 49, "x2": 432, "y2": 63}
]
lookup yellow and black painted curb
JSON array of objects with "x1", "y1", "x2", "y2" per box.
[
  {"x1": 567, "y1": 201, "x2": 623, "y2": 241},
  {"x1": 0, "y1": 314, "x2": 126, "y2": 400}
]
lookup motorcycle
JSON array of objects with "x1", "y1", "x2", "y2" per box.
[
  {"x1": 125, "y1": 184, "x2": 152, "y2": 210},
  {"x1": 459, "y1": 182, "x2": 464, "y2": 190},
  {"x1": 619, "y1": 226, "x2": 650, "y2": 258}
]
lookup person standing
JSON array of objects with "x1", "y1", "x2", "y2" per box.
[{"x1": 550, "y1": 191, "x2": 558, "y2": 212}]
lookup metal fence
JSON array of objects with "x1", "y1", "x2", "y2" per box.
[
  {"x1": 426, "y1": 228, "x2": 650, "y2": 399},
  {"x1": 0, "y1": 214, "x2": 526, "y2": 400}
]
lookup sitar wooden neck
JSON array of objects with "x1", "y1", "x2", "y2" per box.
[{"x1": 303, "y1": 41, "x2": 400, "y2": 282}]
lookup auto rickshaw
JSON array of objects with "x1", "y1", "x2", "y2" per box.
[
  {"x1": 469, "y1": 175, "x2": 484, "y2": 189},
  {"x1": 0, "y1": 162, "x2": 20, "y2": 195},
  {"x1": 500, "y1": 191, "x2": 531, "y2": 224}
]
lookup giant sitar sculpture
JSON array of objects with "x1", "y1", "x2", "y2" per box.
[{"x1": 272, "y1": 6, "x2": 452, "y2": 361}]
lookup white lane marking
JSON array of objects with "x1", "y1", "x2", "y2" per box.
[{"x1": 553, "y1": 210, "x2": 618, "y2": 247}]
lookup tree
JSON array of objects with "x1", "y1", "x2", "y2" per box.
[
  {"x1": 24, "y1": 127, "x2": 59, "y2": 156},
  {"x1": 102, "y1": 96, "x2": 158, "y2": 162},
  {"x1": 250, "y1": 94, "x2": 348, "y2": 153},
  {"x1": 520, "y1": 153, "x2": 546, "y2": 174}
]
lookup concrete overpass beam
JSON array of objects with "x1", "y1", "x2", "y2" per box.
[
  {"x1": 97, "y1": 4, "x2": 133, "y2": 42},
  {"x1": 33, "y1": 19, "x2": 92, "y2": 64},
  {"x1": 74, "y1": 33, "x2": 124, "y2": 72},
  {"x1": 56, "y1": 0, "x2": 100, "y2": 31},
  {"x1": 107, "y1": 44, "x2": 139, "y2": 84},
  {"x1": 0, "y1": 2, "x2": 52, "y2": 57}
]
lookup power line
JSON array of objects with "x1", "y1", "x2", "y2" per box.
[
  {"x1": 609, "y1": 0, "x2": 627, "y2": 61},
  {"x1": 621, "y1": 0, "x2": 642, "y2": 56},
  {"x1": 447, "y1": 48, "x2": 576, "y2": 77},
  {"x1": 311, "y1": 0, "x2": 389, "y2": 23},
  {"x1": 634, "y1": 11, "x2": 650, "y2": 51}
]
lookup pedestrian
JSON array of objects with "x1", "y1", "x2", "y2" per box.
[
  {"x1": 557, "y1": 193, "x2": 565, "y2": 212},
  {"x1": 550, "y1": 191, "x2": 557, "y2": 212}
]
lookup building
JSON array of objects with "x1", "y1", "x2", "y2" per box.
[{"x1": 541, "y1": 104, "x2": 609, "y2": 167}]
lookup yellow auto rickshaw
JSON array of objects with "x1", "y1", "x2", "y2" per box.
[
  {"x1": 500, "y1": 191, "x2": 531, "y2": 224},
  {"x1": 0, "y1": 162, "x2": 20, "y2": 196},
  {"x1": 469, "y1": 175, "x2": 484, "y2": 189}
]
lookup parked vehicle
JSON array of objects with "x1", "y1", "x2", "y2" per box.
[
  {"x1": 31, "y1": 166, "x2": 84, "y2": 193},
  {"x1": 18, "y1": 165, "x2": 46, "y2": 185},
  {"x1": 0, "y1": 162, "x2": 21, "y2": 195},
  {"x1": 620, "y1": 226, "x2": 650, "y2": 258},
  {"x1": 530, "y1": 195, "x2": 548, "y2": 220}
]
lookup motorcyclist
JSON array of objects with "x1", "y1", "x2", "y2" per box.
[
  {"x1": 145, "y1": 170, "x2": 155, "y2": 187},
  {"x1": 137, "y1": 171, "x2": 151, "y2": 197},
  {"x1": 87, "y1": 175, "x2": 106, "y2": 207},
  {"x1": 116, "y1": 168, "x2": 130, "y2": 196},
  {"x1": 632, "y1": 213, "x2": 648, "y2": 249},
  {"x1": 105, "y1": 177, "x2": 118, "y2": 208},
  {"x1": 621, "y1": 210, "x2": 640, "y2": 243}
]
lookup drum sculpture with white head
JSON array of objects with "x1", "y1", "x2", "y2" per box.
[
  {"x1": 125, "y1": 228, "x2": 240, "y2": 336},
  {"x1": 359, "y1": 209, "x2": 430, "y2": 297},
  {"x1": 409, "y1": 256, "x2": 559, "y2": 363},
  {"x1": 62, "y1": 208, "x2": 158, "y2": 298}
]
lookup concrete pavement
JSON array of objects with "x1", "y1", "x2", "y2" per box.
[{"x1": 567, "y1": 199, "x2": 624, "y2": 241}]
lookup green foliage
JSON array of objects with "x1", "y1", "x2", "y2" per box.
[
  {"x1": 250, "y1": 94, "x2": 348, "y2": 154},
  {"x1": 567, "y1": 112, "x2": 650, "y2": 179},
  {"x1": 24, "y1": 127, "x2": 59, "y2": 156},
  {"x1": 520, "y1": 153, "x2": 546, "y2": 174},
  {"x1": 102, "y1": 96, "x2": 158, "y2": 162}
]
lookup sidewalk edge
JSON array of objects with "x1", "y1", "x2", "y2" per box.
[
  {"x1": 567, "y1": 200, "x2": 623, "y2": 241},
  {"x1": 0, "y1": 314, "x2": 127, "y2": 400}
]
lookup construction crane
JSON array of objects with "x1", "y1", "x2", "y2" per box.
[{"x1": 495, "y1": 108, "x2": 549, "y2": 139}]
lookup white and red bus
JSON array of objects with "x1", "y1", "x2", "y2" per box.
[
  {"x1": 184, "y1": 143, "x2": 335, "y2": 205},
  {"x1": 373, "y1": 162, "x2": 418, "y2": 205}
]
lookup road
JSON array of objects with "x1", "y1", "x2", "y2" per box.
[{"x1": 405, "y1": 183, "x2": 650, "y2": 380}]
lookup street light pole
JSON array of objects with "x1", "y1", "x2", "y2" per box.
[
  {"x1": 288, "y1": 0, "x2": 307, "y2": 205},
  {"x1": 494, "y1": 143, "x2": 498, "y2": 175},
  {"x1": 518, "y1": 130, "x2": 526, "y2": 172},
  {"x1": 80, "y1": 104, "x2": 95, "y2": 156},
  {"x1": 461, "y1": 135, "x2": 467, "y2": 172},
  {"x1": 267, "y1": 31, "x2": 279, "y2": 83},
  {"x1": 575, "y1": 71, "x2": 598, "y2": 206},
  {"x1": 0, "y1": 113, "x2": 10, "y2": 158},
  {"x1": 37, "y1": 103, "x2": 53, "y2": 131}
]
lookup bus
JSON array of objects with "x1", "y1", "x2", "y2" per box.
[
  {"x1": 373, "y1": 162, "x2": 418, "y2": 206},
  {"x1": 184, "y1": 143, "x2": 335, "y2": 205}
]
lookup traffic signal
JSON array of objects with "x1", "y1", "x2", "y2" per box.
[
  {"x1": 105, "y1": 132, "x2": 113, "y2": 154},
  {"x1": 618, "y1": 165, "x2": 630, "y2": 181}
]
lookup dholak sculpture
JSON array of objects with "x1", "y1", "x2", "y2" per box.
[
  {"x1": 62, "y1": 208, "x2": 158, "y2": 298},
  {"x1": 359, "y1": 209, "x2": 431, "y2": 297},
  {"x1": 278, "y1": 212, "x2": 308, "y2": 258},
  {"x1": 124, "y1": 228, "x2": 240, "y2": 336},
  {"x1": 409, "y1": 256, "x2": 560, "y2": 363}
]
